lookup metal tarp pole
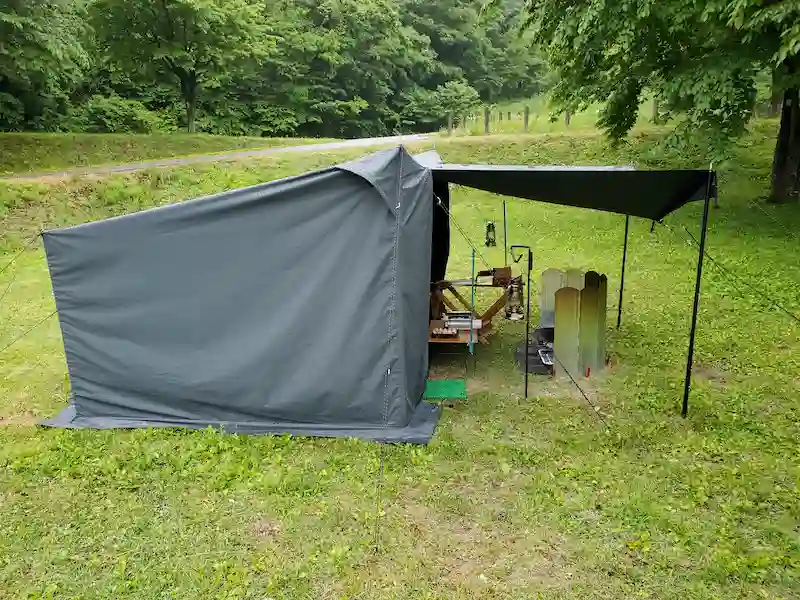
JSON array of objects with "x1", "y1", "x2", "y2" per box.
[
  {"x1": 682, "y1": 193, "x2": 712, "y2": 417},
  {"x1": 470, "y1": 248, "x2": 476, "y2": 356},
  {"x1": 524, "y1": 249, "x2": 532, "y2": 398},
  {"x1": 503, "y1": 200, "x2": 508, "y2": 266},
  {"x1": 617, "y1": 215, "x2": 630, "y2": 329}
]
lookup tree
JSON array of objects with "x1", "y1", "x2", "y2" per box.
[
  {"x1": 401, "y1": 0, "x2": 546, "y2": 103},
  {"x1": 263, "y1": 0, "x2": 439, "y2": 138},
  {"x1": 400, "y1": 80, "x2": 480, "y2": 130},
  {"x1": 522, "y1": 0, "x2": 800, "y2": 203},
  {"x1": 0, "y1": 0, "x2": 88, "y2": 130},
  {"x1": 89, "y1": 0, "x2": 272, "y2": 132}
]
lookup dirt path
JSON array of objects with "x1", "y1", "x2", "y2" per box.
[{"x1": 3, "y1": 133, "x2": 433, "y2": 182}]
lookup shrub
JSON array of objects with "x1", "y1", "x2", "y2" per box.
[{"x1": 73, "y1": 95, "x2": 161, "y2": 133}]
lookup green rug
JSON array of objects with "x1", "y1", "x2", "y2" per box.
[{"x1": 423, "y1": 379, "x2": 467, "y2": 400}]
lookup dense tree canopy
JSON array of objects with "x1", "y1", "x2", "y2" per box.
[
  {"x1": 522, "y1": 0, "x2": 800, "y2": 203},
  {"x1": 90, "y1": 0, "x2": 272, "y2": 133},
  {"x1": 0, "y1": 0, "x2": 546, "y2": 137},
  {"x1": 0, "y1": 0, "x2": 89, "y2": 130}
]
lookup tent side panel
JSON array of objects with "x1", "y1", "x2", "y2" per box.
[
  {"x1": 395, "y1": 161, "x2": 435, "y2": 423},
  {"x1": 44, "y1": 169, "x2": 398, "y2": 428}
]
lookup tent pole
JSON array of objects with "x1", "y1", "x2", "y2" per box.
[
  {"x1": 524, "y1": 248, "x2": 532, "y2": 399},
  {"x1": 503, "y1": 200, "x2": 508, "y2": 267},
  {"x1": 682, "y1": 193, "x2": 711, "y2": 418},
  {"x1": 511, "y1": 245, "x2": 533, "y2": 399},
  {"x1": 617, "y1": 215, "x2": 630, "y2": 329},
  {"x1": 470, "y1": 248, "x2": 475, "y2": 356}
]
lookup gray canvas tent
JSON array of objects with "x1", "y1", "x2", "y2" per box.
[
  {"x1": 42, "y1": 146, "x2": 715, "y2": 443},
  {"x1": 43, "y1": 147, "x2": 438, "y2": 443}
]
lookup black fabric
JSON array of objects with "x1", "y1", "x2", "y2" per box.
[
  {"x1": 431, "y1": 179, "x2": 451, "y2": 283},
  {"x1": 432, "y1": 165, "x2": 715, "y2": 221}
]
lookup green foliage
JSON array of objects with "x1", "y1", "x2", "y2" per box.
[
  {"x1": 88, "y1": 0, "x2": 272, "y2": 133},
  {"x1": 438, "y1": 80, "x2": 482, "y2": 114},
  {"x1": 522, "y1": 0, "x2": 800, "y2": 201},
  {"x1": 401, "y1": 81, "x2": 481, "y2": 129},
  {"x1": 70, "y1": 96, "x2": 162, "y2": 134},
  {"x1": 525, "y1": 3, "x2": 796, "y2": 148},
  {"x1": 0, "y1": 0, "x2": 546, "y2": 138},
  {"x1": 0, "y1": 0, "x2": 89, "y2": 130}
]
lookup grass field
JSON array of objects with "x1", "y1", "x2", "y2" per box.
[
  {"x1": 1, "y1": 121, "x2": 799, "y2": 599},
  {"x1": 0, "y1": 132, "x2": 335, "y2": 176},
  {"x1": 450, "y1": 96, "x2": 656, "y2": 136}
]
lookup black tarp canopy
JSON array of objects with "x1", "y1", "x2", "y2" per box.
[
  {"x1": 41, "y1": 146, "x2": 715, "y2": 443},
  {"x1": 418, "y1": 150, "x2": 716, "y2": 417},
  {"x1": 415, "y1": 150, "x2": 715, "y2": 221}
]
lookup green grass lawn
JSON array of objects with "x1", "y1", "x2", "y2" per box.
[
  {"x1": 450, "y1": 96, "x2": 658, "y2": 136},
  {"x1": 0, "y1": 132, "x2": 335, "y2": 176},
  {"x1": 1, "y1": 122, "x2": 798, "y2": 599}
]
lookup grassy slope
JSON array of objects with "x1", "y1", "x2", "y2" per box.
[
  {"x1": 1, "y1": 123, "x2": 799, "y2": 599},
  {"x1": 0, "y1": 132, "x2": 334, "y2": 176}
]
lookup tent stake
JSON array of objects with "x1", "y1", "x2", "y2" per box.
[
  {"x1": 617, "y1": 215, "x2": 629, "y2": 329},
  {"x1": 682, "y1": 193, "x2": 711, "y2": 417}
]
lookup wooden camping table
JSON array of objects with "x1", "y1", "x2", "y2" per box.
[{"x1": 428, "y1": 276, "x2": 510, "y2": 344}]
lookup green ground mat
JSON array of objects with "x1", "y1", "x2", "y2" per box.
[{"x1": 423, "y1": 379, "x2": 467, "y2": 400}]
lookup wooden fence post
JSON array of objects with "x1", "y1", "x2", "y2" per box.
[
  {"x1": 524, "y1": 105, "x2": 530, "y2": 132},
  {"x1": 499, "y1": 110, "x2": 503, "y2": 122},
  {"x1": 507, "y1": 111, "x2": 511, "y2": 121}
]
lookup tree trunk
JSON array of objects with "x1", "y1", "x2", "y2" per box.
[
  {"x1": 769, "y1": 70, "x2": 782, "y2": 118},
  {"x1": 769, "y1": 92, "x2": 782, "y2": 118},
  {"x1": 185, "y1": 98, "x2": 196, "y2": 133},
  {"x1": 652, "y1": 97, "x2": 661, "y2": 124},
  {"x1": 180, "y1": 73, "x2": 199, "y2": 133},
  {"x1": 770, "y1": 86, "x2": 800, "y2": 204},
  {"x1": 564, "y1": 109, "x2": 572, "y2": 127}
]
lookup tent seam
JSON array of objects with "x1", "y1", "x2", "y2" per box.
[{"x1": 381, "y1": 149, "x2": 403, "y2": 432}]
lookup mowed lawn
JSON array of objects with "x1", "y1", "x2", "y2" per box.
[{"x1": 1, "y1": 124, "x2": 798, "y2": 599}]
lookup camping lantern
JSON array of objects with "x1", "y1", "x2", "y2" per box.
[
  {"x1": 505, "y1": 280, "x2": 524, "y2": 320},
  {"x1": 485, "y1": 221, "x2": 497, "y2": 247}
]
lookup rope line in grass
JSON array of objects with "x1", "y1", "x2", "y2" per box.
[
  {"x1": 550, "y1": 351, "x2": 610, "y2": 429},
  {"x1": 658, "y1": 221, "x2": 800, "y2": 326},
  {"x1": 0, "y1": 310, "x2": 57, "y2": 355},
  {"x1": 0, "y1": 233, "x2": 40, "y2": 279}
]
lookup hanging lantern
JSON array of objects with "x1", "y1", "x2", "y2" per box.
[
  {"x1": 505, "y1": 280, "x2": 524, "y2": 320},
  {"x1": 485, "y1": 221, "x2": 497, "y2": 247}
]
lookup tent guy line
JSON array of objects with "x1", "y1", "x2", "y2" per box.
[
  {"x1": 552, "y1": 350, "x2": 610, "y2": 429},
  {"x1": 659, "y1": 220, "x2": 800, "y2": 325},
  {"x1": 0, "y1": 310, "x2": 57, "y2": 356}
]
